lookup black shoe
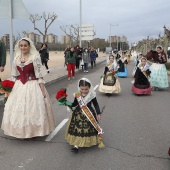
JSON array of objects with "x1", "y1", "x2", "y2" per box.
[
  {"x1": 71, "y1": 147, "x2": 78, "y2": 153},
  {"x1": 47, "y1": 71, "x2": 49, "y2": 73},
  {"x1": 106, "y1": 93, "x2": 111, "y2": 97},
  {"x1": 155, "y1": 87, "x2": 159, "y2": 91}
]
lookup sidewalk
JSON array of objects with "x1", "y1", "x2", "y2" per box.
[
  {"x1": 0, "y1": 56, "x2": 106, "y2": 106},
  {"x1": 44, "y1": 56, "x2": 106, "y2": 85}
]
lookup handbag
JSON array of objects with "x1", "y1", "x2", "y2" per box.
[{"x1": 80, "y1": 60, "x2": 84, "y2": 65}]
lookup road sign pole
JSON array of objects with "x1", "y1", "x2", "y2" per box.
[
  {"x1": 9, "y1": 0, "x2": 14, "y2": 69},
  {"x1": 0, "y1": 0, "x2": 30, "y2": 70},
  {"x1": 79, "y1": 0, "x2": 82, "y2": 47}
]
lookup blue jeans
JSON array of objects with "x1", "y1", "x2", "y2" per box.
[{"x1": 84, "y1": 63, "x2": 88, "y2": 71}]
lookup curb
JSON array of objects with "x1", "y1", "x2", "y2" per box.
[{"x1": 0, "y1": 59, "x2": 106, "y2": 106}]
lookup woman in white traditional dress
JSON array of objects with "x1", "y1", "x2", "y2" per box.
[
  {"x1": 99, "y1": 55, "x2": 121, "y2": 96},
  {"x1": 1, "y1": 38, "x2": 55, "y2": 138}
]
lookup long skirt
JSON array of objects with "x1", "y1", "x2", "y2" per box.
[
  {"x1": 99, "y1": 77, "x2": 121, "y2": 94},
  {"x1": 132, "y1": 84, "x2": 151, "y2": 95},
  {"x1": 1, "y1": 80, "x2": 55, "y2": 138},
  {"x1": 117, "y1": 67, "x2": 128, "y2": 77},
  {"x1": 65, "y1": 109, "x2": 99, "y2": 147},
  {"x1": 150, "y1": 63, "x2": 169, "y2": 88}
]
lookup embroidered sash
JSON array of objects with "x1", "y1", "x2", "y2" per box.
[{"x1": 75, "y1": 93, "x2": 105, "y2": 148}]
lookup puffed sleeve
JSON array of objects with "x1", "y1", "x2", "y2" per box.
[
  {"x1": 162, "y1": 52, "x2": 167, "y2": 63},
  {"x1": 11, "y1": 57, "x2": 20, "y2": 81},
  {"x1": 32, "y1": 54, "x2": 47, "y2": 84}
]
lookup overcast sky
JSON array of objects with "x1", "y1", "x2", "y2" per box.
[{"x1": 0, "y1": 0, "x2": 169, "y2": 44}]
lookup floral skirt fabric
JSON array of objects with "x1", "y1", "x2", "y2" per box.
[
  {"x1": 1, "y1": 80, "x2": 55, "y2": 138},
  {"x1": 65, "y1": 109, "x2": 99, "y2": 147},
  {"x1": 150, "y1": 63, "x2": 169, "y2": 88}
]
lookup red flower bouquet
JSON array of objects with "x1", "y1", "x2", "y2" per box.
[
  {"x1": 110, "y1": 70, "x2": 117, "y2": 75},
  {"x1": 0, "y1": 80, "x2": 15, "y2": 103},
  {"x1": 56, "y1": 88, "x2": 72, "y2": 106},
  {"x1": 56, "y1": 88, "x2": 67, "y2": 102}
]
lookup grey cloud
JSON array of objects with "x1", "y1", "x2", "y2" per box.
[{"x1": 0, "y1": 0, "x2": 169, "y2": 44}]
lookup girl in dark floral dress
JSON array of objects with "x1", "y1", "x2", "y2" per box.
[{"x1": 65, "y1": 78, "x2": 104, "y2": 153}]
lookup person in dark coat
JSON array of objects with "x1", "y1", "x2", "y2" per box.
[
  {"x1": 39, "y1": 43, "x2": 49, "y2": 73},
  {"x1": 64, "y1": 45, "x2": 70, "y2": 68},
  {"x1": 90, "y1": 47, "x2": 97, "y2": 69},
  {"x1": 82, "y1": 48, "x2": 90, "y2": 72},
  {"x1": 75, "y1": 45, "x2": 82, "y2": 70},
  {"x1": 0, "y1": 40, "x2": 6, "y2": 73},
  {"x1": 66, "y1": 47, "x2": 77, "y2": 80}
]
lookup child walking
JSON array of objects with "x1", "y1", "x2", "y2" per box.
[
  {"x1": 65, "y1": 78, "x2": 104, "y2": 153},
  {"x1": 132, "y1": 57, "x2": 151, "y2": 95}
]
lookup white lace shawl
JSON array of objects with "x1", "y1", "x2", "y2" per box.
[
  {"x1": 107, "y1": 61, "x2": 118, "y2": 71},
  {"x1": 74, "y1": 78, "x2": 96, "y2": 104},
  {"x1": 138, "y1": 62, "x2": 150, "y2": 72},
  {"x1": 12, "y1": 38, "x2": 47, "y2": 83},
  {"x1": 120, "y1": 56, "x2": 127, "y2": 63}
]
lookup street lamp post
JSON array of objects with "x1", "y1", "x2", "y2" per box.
[
  {"x1": 79, "y1": 0, "x2": 82, "y2": 47},
  {"x1": 109, "y1": 24, "x2": 118, "y2": 48},
  {"x1": 9, "y1": 0, "x2": 13, "y2": 69}
]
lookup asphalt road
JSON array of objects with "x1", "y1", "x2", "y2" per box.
[{"x1": 0, "y1": 61, "x2": 170, "y2": 170}]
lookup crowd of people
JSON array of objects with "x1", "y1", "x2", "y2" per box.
[
  {"x1": 131, "y1": 45, "x2": 169, "y2": 95},
  {"x1": 64, "y1": 45, "x2": 98, "y2": 80},
  {"x1": 98, "y1": 46, "x2": 169, "y2": 97},
  {"x1": 0, "y1": 37, "x2": 170, "y2": 155}
]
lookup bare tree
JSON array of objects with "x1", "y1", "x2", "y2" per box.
[
  {"x1": 60, "y1": 25, "x2": 96, "y2": 45},
  {"x1": 60, "y1": 25, "x2": 79, "y2": 43},
  {"x1": 15, "y1": 30, "x2": 29, "y2": 45},
  {"x1": 164, "y1": 25, "x2": 170, "y2": 39},
  {"x1": 30, "y1": 12, "x2": 58, "y2": 43}
]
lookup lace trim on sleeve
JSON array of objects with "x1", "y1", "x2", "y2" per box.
[{"x1": 32, "y1": 54, "x2": 47, "y2": 79}]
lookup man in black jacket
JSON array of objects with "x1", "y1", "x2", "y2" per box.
[
  {"x1": 0, "y1": 40, "x2": 6, "y2": 73},
  {"x1": 39, "y1": 43, "x2": 49, "y2": 73}
]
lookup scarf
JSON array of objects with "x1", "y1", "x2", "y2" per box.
[{"x1": 70, "y1": 51, "x2": 74, "y2": 57}]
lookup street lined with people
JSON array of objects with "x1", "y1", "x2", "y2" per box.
[
  {"x1": 0, "y1": 51, "x2": 170, "y2": 169},
  {"x1": 0, "y1": 1, "x2": 170, "y2": 168}
]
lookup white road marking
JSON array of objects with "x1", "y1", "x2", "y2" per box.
[
  {"x1": 45, "y1": 84, "x2": 99, "y2": 142},
  {"x1": 94, "y1": 84, "x2": 99, "y2": 90},
  {"x1": 18, "y1": 157, "x2": 35, "y2": 169},
  {"x1": 45, "y1": 118, "x2": 69, "y2": 142}
]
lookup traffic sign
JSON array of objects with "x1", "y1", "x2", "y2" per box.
[{"x1": 80, "y1": 24, "x2": 94, "y2": 41}]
